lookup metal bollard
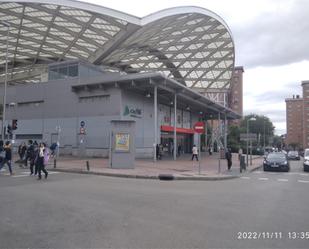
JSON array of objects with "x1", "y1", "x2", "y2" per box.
[
  {"x1": 54, "y1": 159, "x2": 56, "y2": 168},
  {"x1": 86, "y1": 161, "x2": 90, "y2": 171}
]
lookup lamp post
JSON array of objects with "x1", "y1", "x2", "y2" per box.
[
  {"x1": 1, "y1": 21, "x2": 10, "y2": 141},
  {"x1": 246, "y1": 117, "x2": 256, "y2": 167}
]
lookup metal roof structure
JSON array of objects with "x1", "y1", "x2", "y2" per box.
[{"x1": 0, "y1": 0, "x2": 235, "y2": 91}]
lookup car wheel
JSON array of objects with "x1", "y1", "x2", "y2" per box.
[{"x1": 263, "y1": 165, "x2": 268, "y2": 171}]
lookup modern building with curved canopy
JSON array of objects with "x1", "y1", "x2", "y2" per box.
[
  {"x1": 0, "y1": 0, "x2": 235, "y2": 91},
  {"x1": 0, "y1": 0, "x2": 240, "y2": 159}
]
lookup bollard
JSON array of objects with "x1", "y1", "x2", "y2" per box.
[
  {"x1": 54, "y1": 159, "x2": 56, "y2": 168},
  {"x1": 86, "y1": 161, "x2": 90, "y2": 171}
]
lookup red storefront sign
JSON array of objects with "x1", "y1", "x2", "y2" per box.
[{"x1": 160, "y1": 125, "x2": 195, "y2": 134}]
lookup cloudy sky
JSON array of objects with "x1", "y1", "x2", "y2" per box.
[{"x1": 86, "y1": 0, "x2": 309, "y2": 135}]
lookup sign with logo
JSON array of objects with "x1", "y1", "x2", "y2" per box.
[
  {"x1": 115, "y1": 133, "x2": 130, "y2": 152},
  {"x1": 194, "y1": 121, "x2": 205, "y2": 134},
  {"x1": 123, "y1": 105, "x2": 142, "y2": 118}
]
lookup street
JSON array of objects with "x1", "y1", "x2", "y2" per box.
[{"x1": 0, "y1": 160, "x2": 308, "y2": 249}]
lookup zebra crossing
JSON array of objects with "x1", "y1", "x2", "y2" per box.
[
  {"x1": 240, "y1": 170, "x2": 309, "y2": 184},
  {"x1": 0, "y1": 170, "x2": 60, "y2": 178}
]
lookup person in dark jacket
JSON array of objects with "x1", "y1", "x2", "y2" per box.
[
  {"x1": 0, "y1": 141, "x2": 13, "y2": 175},
  {"x1": 225, "y1": 148, "x2": 232, "y2": 170},
  {"x1": 0, "y1": 140, "x2": 4, "y2": 166}
]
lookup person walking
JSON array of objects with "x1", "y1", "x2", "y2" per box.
[
  {"x1": 0, "y1": 141, "x2": 13, "y2": 175},
  {"x1": 191, "y1": 144, "x2": 198, "y2": 161},
  {"x1": 37, "y1": 143, "x2": 48, "y2": 180},
  {"x1": 238, "y1": 147, "x2": 243, "y2": 161},
  {"x1": 0, "y1": 140, "x2": 5, "y2": 167},
  {"x1": 226, "y1": 148, "x2": 232, "y2": 170}
]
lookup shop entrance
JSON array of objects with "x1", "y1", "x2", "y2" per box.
[{"x1": 160, "y1": 132, "x2": 193, "y2": 156}]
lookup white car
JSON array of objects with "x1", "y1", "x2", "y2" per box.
[{"x1": 303, "y1": 148, "x2": 309, "y2": 172}]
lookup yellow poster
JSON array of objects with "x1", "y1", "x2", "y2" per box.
[{"x1": 115, "y1": 133, "x2": 130, "y2": 152}]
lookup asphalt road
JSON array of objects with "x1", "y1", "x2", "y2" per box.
[{"x1": 0, "y1": 160, "x2": 308, "y2": 249}]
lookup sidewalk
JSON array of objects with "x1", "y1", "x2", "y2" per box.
[{"x1": 48, "y1": 153, "x2": 263, "y2": 181}]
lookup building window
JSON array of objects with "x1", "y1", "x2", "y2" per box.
[
  {"x1": 78, "y1": 95, "x2": 110, "y2": 103},
  {"x1": 49, "y1": 62, "x2": 79, "y2": 80},
  {"x1": 17, "y1": 100, "x2": 44, "y2": 107}
]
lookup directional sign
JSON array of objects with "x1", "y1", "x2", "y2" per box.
[
  {"x1": 240, "y1": 133, "x2": 257, "y2": 141},
  {"x1": 194, "y1": 121, "x2": 205, "y2": 134}
]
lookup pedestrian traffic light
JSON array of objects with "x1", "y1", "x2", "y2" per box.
[{"x1": 12, "y1": 119, "x2": 18, "y2": 130}]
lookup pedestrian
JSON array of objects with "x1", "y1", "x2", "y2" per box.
[
  {"x1": 24, "y1": 140, "x2": 33, "y2": 167},
  {"x1": 156, "y1": 144, "x2": 160, "y2": 160},
  {"x1": 191, "y1": 144, "x2": 198, "y2": 161},
  {"x1": 0, "y1": 140, "x2": 5, "y2": 169},
  {"x1": 49, "y1": 142, "x2": 58, "y2": 158},
  {"x1": 177, "y1": 144, "x2": 182, "y2": 156},
  {"x1": 18, "y1": 142, "x2": 27, "y2": 167},
  {"x1": 238, "y1": 147, "x2": 243, "y2": 161},
  {"x1": 226, "y1": 148, "x2": 232, "y2": 170},
  {"x1": 37, "y1": 143, "x2": 48, "y2": 180},
  {"x1": 0, "y1": 141, "x2": 13, "y2": 175},
  {"x1": 208, "y1": 146, "x2": 212, "y2": 155}
]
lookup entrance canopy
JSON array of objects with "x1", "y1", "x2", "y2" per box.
[
  {"x1": 71, "y1": 71, "x2": 241, "y2": 120},
  {"x1": 0, "y1": 0, "x2": 235, "y2": 91}
]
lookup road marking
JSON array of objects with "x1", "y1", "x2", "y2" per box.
[
  {"x1": 240, "y1": 176, "x2": 250, "y2": 179},
  {"x1": 258, "y1": 177, "x2": 269, "y2": 181},
  {"x1": 298, "y1": 180, "x2": 309, "y2": 183},
  {"x1": 277, "y1": 179, "x2": 289, "y2": 182},
  {"x1": 299, "y1": 173, "x2": 309, "y2": 177}
]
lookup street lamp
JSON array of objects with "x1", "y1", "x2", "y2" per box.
[
  {"x1": 1, "y1": 21, "x2": 10, "y2": 141},
  {"x1": 246, "y1": 117, "x2": 256, "y2": 166}
]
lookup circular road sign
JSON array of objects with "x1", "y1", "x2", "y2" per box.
[
  {"x1": 80, "y1": 121, "x2": 85, "y2": 127},
  {"x1": 194, "y1": 121, "x2": 205, "y2": 134}
]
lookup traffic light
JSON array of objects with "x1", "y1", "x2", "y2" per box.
[
  {"x1": 7, "y1": 125, "x2": 12, "y2": 135},
  {"x1": 12, "y1": 119, "x2": 18, "y2": 130}
]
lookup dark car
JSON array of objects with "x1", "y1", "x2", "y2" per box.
[
  {"x1": 287, "y1": 150, "x2": 300, "y2": 160},
  {"x1": 263, "y1": 152, "x2": 290, "y2": 172}
]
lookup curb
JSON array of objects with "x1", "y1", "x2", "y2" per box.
[{"x1": 48, "y1": 168, "x2": 257, "y2": 181}]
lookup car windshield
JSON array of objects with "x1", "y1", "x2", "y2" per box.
[
  {"x1": 305, "y1": 150, "x2": 309, "y2": 157},
  {"x1": 267, "y1": 153, "x2": 286, "y2": 160},
  {"x1": 288, "y1": 151, "x2": 298, "y2": 155}
]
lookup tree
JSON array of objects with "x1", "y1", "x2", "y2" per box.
[{"x1": 227, "y1": 114, "x2": 275, "y2": 153}]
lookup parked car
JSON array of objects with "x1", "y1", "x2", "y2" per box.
[
  {"x1": 263, "y1": 152, "x2": 290, "y2": 172},
  {"x1": 303, "y1": 148, "x2": 309, "y2": 172},
  {"x1": 287, "y1": 150, "x2": 300, "y2": 160}
]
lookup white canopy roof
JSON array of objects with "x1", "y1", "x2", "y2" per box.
[{"x1": 0, "y1": 0, "x2": 235, "y2": 90}]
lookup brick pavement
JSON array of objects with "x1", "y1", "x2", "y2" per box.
[{"x1": 48, "y1": 152, "x2": 263, "y2": 180}]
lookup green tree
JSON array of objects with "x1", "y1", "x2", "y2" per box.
[{"x1": 227, "y1": 114, "x2": 275, "y2": 153}]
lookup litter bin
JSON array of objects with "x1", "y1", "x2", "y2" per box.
[{"x1": 240, "y1": 155, "x2": 246, "y2": 173}]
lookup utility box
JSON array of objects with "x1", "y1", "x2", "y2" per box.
[{"x1": 109, "y1": 120, "x2": 136, "y2": 169}]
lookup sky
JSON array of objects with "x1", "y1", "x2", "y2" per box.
[{"x1": 84, "y1": 0, "x2": 309, "y2": 135}]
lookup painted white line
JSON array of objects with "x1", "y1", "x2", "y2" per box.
[
  {"x1": 299, "y1": 173, "x2": 309, "y2": 177},
  {"x1": 298, "y1": 180, "x2": 309, "y2": 183},
  {"x1": 240, "y1": 176, "x2": 251, "y2": 179},
  {"x1": 258, "y1": 177, "x2": 269, "y2": 181},
  {"x1": 12, "y1": 175, "x2": 28, "y2": 178},
  {"x1": 253, "y1": 171, "x2": 263, "y2": 174},
  {"x1": 277, "y1": 179, "x2": 289, "y2": 182}
]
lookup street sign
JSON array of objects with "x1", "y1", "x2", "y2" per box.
[
  {"x1": 240, "y1": 133, "x2": 257, "y2": 141},
  {"x1": 80, "y1": 121, "x2": 85, "y2": 127},
  {"x1": 194, "y1": 121, "x2": 205, "y2": 134}
]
